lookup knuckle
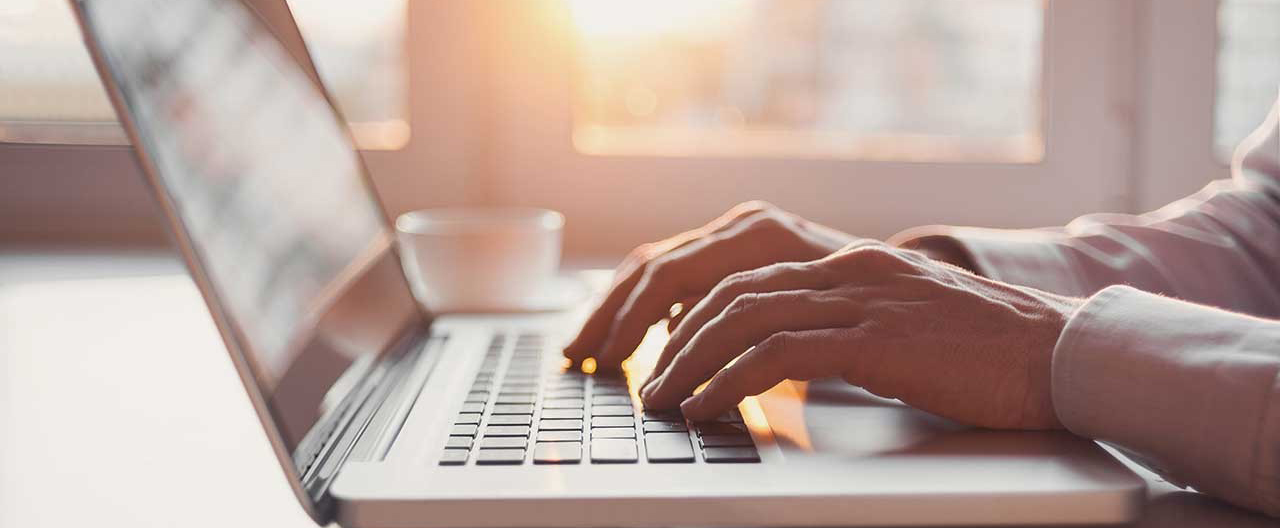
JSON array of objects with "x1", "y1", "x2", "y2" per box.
[
  {"x1": 735, "y1": 200, "x2": 776, "y2": 214},
  {"x1": 720, "y1": 268, "x2": 760, "y2": 290},
  {"x1": 723, "y1": 292, "x2": 761, "y2": 319},
  {"x1": 624, "y1": 243, "x2": 653, "y2": 263},
  {"x1": 747, "y1": 212, "x2": 788, "y2": 233},
  {"x1": 847, "y1": 244, "x2": 910, "y2": 271},
  {"x1": 643, "y1": 254, "x2": 677, "y2": 284},
  {"x1": 757, "y1": 331, "x2": 795, "y2": 359}
]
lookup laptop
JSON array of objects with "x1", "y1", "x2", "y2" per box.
[{"x1": 68, "y1": 0, "x2": 1145, "y2": 525}]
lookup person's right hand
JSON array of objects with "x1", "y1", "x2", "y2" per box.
[{"x1": 563, "y1": 201, "x2": 855, "y2": 371}]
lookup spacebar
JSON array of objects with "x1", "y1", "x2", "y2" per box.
[{"x1": 644, "y1": 433, "x2": 694, "y2": 463}]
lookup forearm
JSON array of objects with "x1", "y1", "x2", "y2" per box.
[{"x1": 890, "y1": 102, "x2": 1280, "y2": 316}]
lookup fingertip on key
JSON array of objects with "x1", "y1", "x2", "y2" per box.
[
  {"x1": 678, "y1": 394, "x2": 703, "y2": 419},
  {"x1": 639, "y1": 381, "x2": 657, "y2": 405}
]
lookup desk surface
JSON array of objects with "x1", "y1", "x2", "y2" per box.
[{"x1": 1, "y1": 249, "x2": 1275, "y2": 528}]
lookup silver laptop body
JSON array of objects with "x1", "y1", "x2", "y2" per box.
[{"x1": 69, "y1": 0, "x2": 1145, "y2": 525}]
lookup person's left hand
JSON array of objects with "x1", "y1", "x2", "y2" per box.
[{"x1": 639, "y1": 241, "x2": 1083, "y2": 430}]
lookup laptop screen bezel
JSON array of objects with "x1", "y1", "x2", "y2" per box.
[{"x1": 67, "y1": 0, "x2": 432, "y2": 523}]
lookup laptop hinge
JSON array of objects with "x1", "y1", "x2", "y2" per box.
[{"x1": 297, "y1": 329, "x2": 439, "y2": 521}]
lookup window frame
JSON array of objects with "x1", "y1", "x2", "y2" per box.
[{"x1": 1132, "y1": 0, "x2": 1233, "y2": 212}]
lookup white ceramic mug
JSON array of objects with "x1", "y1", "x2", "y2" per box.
[{"x1": 395, "y1": 207, "x2": 563, "y2": 313}]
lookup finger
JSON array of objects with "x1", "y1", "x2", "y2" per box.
[
  {"x1": 563, "y1": 257, "x2": 646, "y2": 362},
  {"x1": 564, "y1": 204, "x2": 772, "y2": 361},
  {"x1": 641, "y1": 288, "x2": 864, "y2": 409},
  {"x1": 592, "y1": 216, "x2": 788, "y2": 369},
  {"x1": 592, "y1": 239, "x2": 715, "y2": 370},
  {"x1": 593, "y1": 206, "x2": 825, "y2": 369},
  {"x1": 679, "y1": 328, "x2": 862, "y2": 421},
  {"x1": 644, "y1": 261, "x2": 833, "y2": 389}
]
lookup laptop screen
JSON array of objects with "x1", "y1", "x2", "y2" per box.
[{"x1": 73, "y1": 0, "x2": 426, "y2": 461}]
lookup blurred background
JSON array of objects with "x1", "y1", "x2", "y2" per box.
[
  {"x1": 1, "y1": 3, "x2": 1278, "y2": 527},
  {"x1": 1, "y1": 0, "x2": 1277, "y2": 259}
]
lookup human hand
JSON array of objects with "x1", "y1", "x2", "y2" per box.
[
  {"x1": 563, "y1": 201, "x2": 855, "y2": 370},
  {"x1": 639, "y1": 242, "x2": 1083, "y2": 430}
]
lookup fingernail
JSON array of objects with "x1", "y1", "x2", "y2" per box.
[
  {"x1": 679, "y1": 395, "x2": 699, "y2": 416},
  {"x1": 639, "y1": 374, "x2": 656, "y2": 391},
  {"x1": 640, "y1": 380, "x2": 657, "y2": 403}
]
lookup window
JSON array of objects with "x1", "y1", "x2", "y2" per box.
[
  {"x1": 481, "y1": 1, "x2": 1132, "y2": 258},
  {"x1": 1215, "y1": 0, "x2": 1280, "y2": 156},
  {"x1": 0, "y1": 0, "x2": 407, "y2": 149},
  {"x1": 567, "y1": 0, "x2": 1043, "y2": 161}
]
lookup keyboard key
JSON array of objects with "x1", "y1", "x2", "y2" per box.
[
  {"x1": 484, "y1": 425, "x2": 531, "y2": 437},
  {"x1": 702, "y1": 446, "x2": 760, "y2": 463},
  {"x1": 593, "y1": 386, "x2": 630, "y2": 397},
  {"x1": 645, "y1": 433, "x2": 695, "y2": 463},
  {"x1": 456, "y1": 413, "x2": 482, "y2": 425},
  {"x1": 700, "y1": 434, "x2": 754, "y2": 448},
  {"x1": 476, "y1": 449, "x2": 526, "y2": 465},
  {"x1": 544, "y1": 398, "x2": 584, "y2": 409},
  {"x1": 445, "y1": 436, "x2": 473, "y2": 449},
  {"x1": 459, "y1": 402, "x2": 484, "y2": 414},
  {"x1": 492, "y1": 404, "x2": 535, "y2": 415},
  {"x1": 450, "y1": 424, "x2": 478, "y2": 437},
  {"x1": 489, "y1": 415, "x2": 533, "y2": 426},
  {"x1": 439, "y1": 449, "x2": 469, "y2": 466},
  {"x1": 495, "y1": 394, "x2": 537, "y2": 404},
  {"x1": 592, "y1": 427, "x2": 635, "y2": 439},
  {"x1": 592, "y1": 395, "x2": 631, "y2": 406},
  {"x1": 642, "y1": 410, "x2": 684, "y2": 422},
  {"x1": 592, "y1": 416, "x2": 634, "y2": 428},
  {"x1": 534, "y1": 442, "x2": 583, "y2": 464},
  {"x1": 541, "y1": 409, "x2": 584, "y2": 420},
  {"x1": 695, "y1": 423, "x2": 747, "y2": 435},
  {"x1": 590, "y1": 439, "x2": 638, "y2": 463},
  {"x1": 593, "y1": 377, "x2": 627, "y2": 388},
  {"x1": 548, "y1": 389, "x2": 585, "y2": 398},
  {"x1": 592, "y1": 405, "x2": 634, "y2": 417},
  {"x1": 481, "y1": 437, "x2": 528, "y2": 449},
  {"x1": 499, "y1": 389, "x2": 538, "y2": 396},
  {"x1": 507, "y1": 364, "x2": 540, "y2": 373},
  {"x1": 539, "y1": 419, "x2": 584, "y2": 431},
  {"x1": 537, "y1": 430, "x2": 583, "y2": 442},
  {"x1": 465, "y1": 391, "x2": 489, "y2": 403},
  {"x1": 643, "y1": 421, "x2": 688, "y2": 433},
  {"x1": 549, "y1": 374, "x2": 585, "y2": 383}
]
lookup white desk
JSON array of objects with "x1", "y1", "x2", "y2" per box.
[{"x1": 1, "y1": 249, "x2": 1275, "y2": 528}]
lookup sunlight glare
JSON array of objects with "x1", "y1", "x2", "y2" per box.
[{"x1": 566, "y1": 0, "x2": 751, "y2": 39}]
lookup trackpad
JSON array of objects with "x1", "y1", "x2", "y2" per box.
[{"x1": 755, "y1": 378, "x2": 1092, "y2": 460}]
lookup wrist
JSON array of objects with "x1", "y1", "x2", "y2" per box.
[{"x1": 1031, "y1": 293, "x2": 1085, "y2": 429}]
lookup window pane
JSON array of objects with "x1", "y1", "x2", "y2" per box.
[
  {"x1": 287, "y1": 0, "x2": 408, "y2": 149},
  {"x1": 1216, "y1": 0, "x2": 1280, "y2": 157},
  {"x1": 567, "y1": 0, "x2": 1044, "y2": 161},
  {"x1": 0, "y1": 0, "x2": 407, "y2": 148}
]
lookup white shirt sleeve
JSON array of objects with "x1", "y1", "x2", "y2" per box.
[{"x1": 889, "y1": 99, "x2": 1280, "y2": 516}]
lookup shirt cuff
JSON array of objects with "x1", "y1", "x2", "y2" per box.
[
  {"x1": 1052, "y1": 284, "x2": 1280, "y2": 516},
  {"x1": 889, "y1": 225, "x2": 1092, "y2": 297}
]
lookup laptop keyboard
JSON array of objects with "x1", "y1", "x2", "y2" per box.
[{"x1": 439, "y1": 332, "x2": 759, "y2": 466}]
